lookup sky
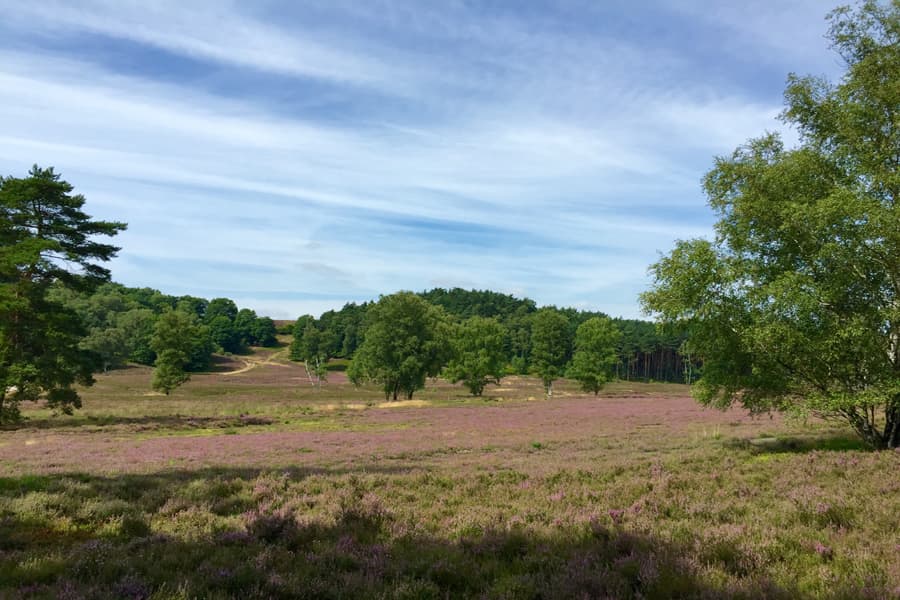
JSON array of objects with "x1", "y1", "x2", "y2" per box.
[{"x1": 0, "y1": 0, "x2": 844, "y2": 319}]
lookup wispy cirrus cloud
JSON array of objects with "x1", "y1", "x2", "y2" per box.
[
  {"x1": 0, "y1": 1, "x2": 840, "y2": 318},
  {"x1": 2, "y1": 1, "x2": 412, "y2": 90}
]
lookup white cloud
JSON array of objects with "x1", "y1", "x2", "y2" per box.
[
  {"x1": 662, "y1": 0, "x2": 842, "y2": 74},
  {"x1": 2, "y1": 0, "x2": 414, "y2": 90},
  {"x1": 0, "y1": 1, "x2": 828, "y2": 317}
]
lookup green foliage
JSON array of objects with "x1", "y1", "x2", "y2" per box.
[
  {"x1": 80, "y1": 327, "x2": 128, "y2": 373},
  {"x1": 205, "y1": 298, "x2": 238, "y2": 323},
  {"x1": 642, "y1": 2, "x2": 900, "y2": 448},
  {"x1": 298, "y1": 323, "x2": 324, "y2": 363},
  {"x1": 420, "y1": 287, "x2": 536, "y2": 320},
  {"x1": 184, "y1": 321, "x2": 215, "y2": 372},
  {"x1": 151, "y1": 349, "x2": 190, "y2": 396},
  {"x1": 289, "y1": 315, "x2": 315, "y2": 361},
  {"x1": 150, "y1": 311, "x2": 202, "y2": 394},
  {"x1": 529, "y1": 309, "x2": 571, "y2": 396},
  {"x1": 318, "y1": 302, "x2": 367, "y2": 358},
  {"x1": 445, "y1": 316, "x2": 507, "y2": 396},
  {"x1": 116, "y1": 308, "x2": 157, "y2": 365},
  {"x1": 39, "y1": 279, "x2": 272, "y2": 380},
  {"x1": 568, "y1": 317, "x2": 621, "y2": 395},
  {"x1": 295, "y1": 290, "x2": 688, "y2": 383},
  {"x1": 250, "y1": 316, "x2": 277, "y2": 347},
  {"x1": 294, "y1": 321, "x2": 332, "y2": 388},
  {"x1": 233, "y1": 308, "x2": 257, "y2": 347},
  {"x1": 207, "y1": 315, "x2": 241, "y2": 354},
  {"x1": 348, "y1": 292, "x2": 451, "y2": 400},
  {"x1": 175, "y1": 295, "x2": 208, "y2": 319},
  {"x1": 0, "y1": 166, "x2": 125, "y2": 422}
]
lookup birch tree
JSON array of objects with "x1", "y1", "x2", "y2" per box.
[{"x1": 642, "y1": 1, "x2": 900, "y2": 448}]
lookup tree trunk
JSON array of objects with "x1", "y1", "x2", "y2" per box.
[
  {"x1": 885, "y1": 399, "x2": 900, "y2": 449},
  {"x1": 313, "y1": 356, "x2": 321, "y2": 390},
  {"x1": 845, "y1": 405, "x2": 897, "y2": 449}
]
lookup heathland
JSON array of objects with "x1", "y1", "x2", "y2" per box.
[
  {"x1": 2, "y1": 4, "x2": 899, "y2": 598},
  {"x1": 1, "y1": 343, "x2": 898, "y2": 598}
]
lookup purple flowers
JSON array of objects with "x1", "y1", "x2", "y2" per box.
[
  {"x1": 607, "y1": 509, "x2": 626, "y2": 525},
  {"x1": 812, "y1": 541, "x2": 833, "y2": 559}
]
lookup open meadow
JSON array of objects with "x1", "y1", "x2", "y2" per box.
[{"x1": 1, "y1": 346, "x2": 898, "y2": 599}]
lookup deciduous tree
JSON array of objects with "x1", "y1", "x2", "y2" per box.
[
  {"x1": 348, "y1": 292, "x2": 450, "y2": 400},
  {"x1": 530, "y1": 309, "x2": 571, "y2": 397},
  {"x1": 150, "y1": 310, "x2": 197, "y2": 395},
  {"x1": 568, "y1": 317, "x2": 621, "y2": 395},
  {"x1": 251, "y1": 316, "x2": 278, "y2": 347},
  {"x1": 208, "y1": 315, "x2": 241, "y2": 354},
  {"x1": 296, "y1": 322, "x2": 330, "y2": 388},
  {"x1": 445, "y1": 316, "x2": 507, "y2": 396},
  {"x1": 289, "y1": 315, "x2": 315, "y2": 361},
  {"x1": 117, "y1": 308, "x2": 157, "y2": 365},
  {"x1": 642, "y1": 2, "x2": 900, "y2": 448},
  {"x1": 80, "y1": 327, "x2": 128, "y2": 373}
]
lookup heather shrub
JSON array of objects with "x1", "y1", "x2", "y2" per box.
[
  {"x1": 244, "y1": 508, "x2": 298, "y2": 544},
  {"x1": 336, "y1": 485, "x2": 392, "y2": 543},
  {"x1": 117, "y1": 514, "x2": 152, "y2": 538},
  {"x1": 70, "y1": 539, "x2": 118, "y2": 580},
  {"x1": 77, "y1": 498, "x2": 133, "y2": 521},
  {"x1": 2, "y1": 371, "x2": 899, "y2": 597}
]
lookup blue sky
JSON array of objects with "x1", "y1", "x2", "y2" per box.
[{"x1": 0, "y1": 0, "x2": 842, "y2": 318}]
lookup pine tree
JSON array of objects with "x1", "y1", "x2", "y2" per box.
[{"x1": 0, "y1": 166, "x2": 126, "y2": 422}]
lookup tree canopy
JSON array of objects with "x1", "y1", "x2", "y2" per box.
[
  {"x1": 444, "y1": 316, "x2": 507, "y2": 396},
  {"x1": 530, "y1": 308, "x2": 572, "y2": 397},
  {"x1": 568, "y1": 316, "x2": 621, "y2": 395},
  {"x1": 0, "y1": 166, "x2": 126, "y2": 422},
  {"x1": 150, "y1": 310, "x2": 205, "y2": 395},
  {"x1": 292, "y1": 319, "x2": 332, "y2": 388},
  {"x1": 642, "y1": 1, "x2": 900, "y2": 448},
  {"x1": 348, "y1": 292, "x2": 450, "y2": 400}
]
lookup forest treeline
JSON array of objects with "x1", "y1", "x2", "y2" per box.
[
  {"x1": 51, "y1": 282, "x2": 278, "y2": 374},
  {"x1": 289, "y1": 287, "x2": 694, "y2": 384},
  {"x1": 56, "y1": 283, "x2": 693, "y2": 385}
]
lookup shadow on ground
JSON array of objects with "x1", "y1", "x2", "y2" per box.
[
  {"x1": 0, "y1": 465, "x2": 885, "y2": 599},
  {"x1": 724, "y1": 432, "x2": 871, "y2": 454},
  {"x1": 3, "y1": 413, "x2": 277, "y2": 432}
]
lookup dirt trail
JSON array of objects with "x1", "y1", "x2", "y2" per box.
[{"x1": 220, "y1": 349, "x2": 291, "y2": 376}]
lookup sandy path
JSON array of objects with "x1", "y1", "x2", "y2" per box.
[{"x1": 219, "y1": 349, "x2": 291, "y2": 376}]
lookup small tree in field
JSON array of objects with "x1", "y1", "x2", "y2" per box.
[
  {"x1": 530, "y1": 308, "x2": 571, "y2": 397},
  {"x1": 151, "y1": 349, "x2": 190, "y2": 395},
  {"x1": 298, "y1": 321, "x2": 331, "y2": 389},
  {"x1": 348, "y1": 292, "x2": 450, "y2": 400},
  {"x1": 568, "y1": 317, "x2": 621, "y2": 395},
  {"x1": 289, "y1": 315, "x2": 315, "y2": 361},
  {"x1": 445, "y1": 316, "x2": 506, "y2": 396},
  {"x1": 150, "y1": 310, "x2": 196, "y2": 395},
  {"x1": 642, "y1": 2, "x2": 900, "y2": 449}
]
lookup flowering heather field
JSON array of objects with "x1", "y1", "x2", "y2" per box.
[{"x1": 1, "y1": 352, "x2": 899, "y2": 598}]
